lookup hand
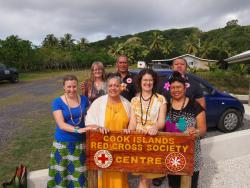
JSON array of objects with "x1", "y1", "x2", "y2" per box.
[
  {"x1": 77, "y1": 127, "x2": 92, "y2": 134},
  {"x1": 187, "y1": 127, "x2": 200, "y2": 138},
  {"x1": 80, "y1": 82, "x2": 85, "y2": 90},
  {"x1": 120, "y1": 83, "x2": 128, "y2": 91},
  {"x1": 99, "y1": 127, "x2": 109, "y2": 134},
  {"x1": 136, "y1": 129, "x2": 147, "y2": 134},
  {"x1": 146, "y1": 126, "x2": 158, "y2": 135},
  {"x1": 87, "y1": 125, "x2": 100, "y2": 130},
  {"x1": 123, "y1": 129, "x2": 131, "y2": 134}
]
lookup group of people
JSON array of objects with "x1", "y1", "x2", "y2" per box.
[{"x1": 47, "y1": 55, "x2": 207, "y2": 188}]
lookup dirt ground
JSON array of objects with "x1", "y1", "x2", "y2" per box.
[{"x1": 0, "y1": 78, "x2": 62, "y2": 147}]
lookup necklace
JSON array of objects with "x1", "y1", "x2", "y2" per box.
[
  {"x1": 91, "y1": 81, "x2": 105, "y2": 100},
  {"x1": 169, "y1": 97, "x2": 186, "y2": 123},
  {"x1": 65, "y1": 94, "x2": 83, "y2": 126},
  {"x1": 140, "y1": 93, "x2": 153, "y2": 126},
  {"x1": 141, "y1": 94, "x2": 152, "y2": 101}
]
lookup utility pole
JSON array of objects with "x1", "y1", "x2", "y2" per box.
[{"x1": 198, "y1": 38, "x2": 201, "y2": 48}]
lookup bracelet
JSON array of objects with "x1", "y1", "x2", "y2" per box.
[{"x1": 74, "y1": 127, "x2": 79, "y2": 133}]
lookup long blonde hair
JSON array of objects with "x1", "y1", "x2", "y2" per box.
[{"x1": 90, "y1": 61, "x2": 106, "y2": 81}]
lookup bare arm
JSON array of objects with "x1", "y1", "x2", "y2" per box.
[
  {"x1": 196, "y1": 97, "x2": 206, "y2": 110},
  {"x1": 155, "y1": 103, "x2": 167, "y2": 130},
  {"x1": 146, "y1": 103, "x2": 167, "y2": 135},
  {"x1": 187, "y1": 111, "x2": 207, "y2": 138},
  {"x1": 128, "y1": 107, "x2": 137, "y2": 131},
  {"x1": 53, "y1": 110, "x2": 92, "y2": 133},
  {"x1": 196, "y1": 110, "x2": 207, "y2": 137}
]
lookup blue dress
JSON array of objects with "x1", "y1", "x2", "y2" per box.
[{"x1": 47, "y1": 95, "x2": 89, "y2": 188}]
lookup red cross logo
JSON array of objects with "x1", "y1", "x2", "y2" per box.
[
  {"x1": 98, "y1": 154, "x2": 109, "y2": 164},
  {"x1": 94, "y1": 150, "x2": 113, "y2": 168}
]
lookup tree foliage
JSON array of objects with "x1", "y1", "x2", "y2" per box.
[{"x1": 0, "y1": 24, "x2": 250, "y2": 72}]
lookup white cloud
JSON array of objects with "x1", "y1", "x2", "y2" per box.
[{"x1": 0, "y1": 0, "x2": 249, "y2": 45}]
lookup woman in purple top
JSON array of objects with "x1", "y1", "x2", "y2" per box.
[{"x1": 81, "y1": 61, "x2": 107, "y2": 104}]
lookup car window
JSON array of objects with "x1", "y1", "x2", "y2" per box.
[
  {"x1": 148, "y1": 63, "x2": 171, "y2": 69},
  {"x1": 0, "y1": 64, "x2": 6, "y2": 69},
  {"x1": 190, "y1": 76, "x2": 213, "y2": 95},
  {"x1": 199, "y1": 82, "x2": 212, "y2": 95}
]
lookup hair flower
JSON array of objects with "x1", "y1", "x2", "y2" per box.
[
  {"x1": 164, "y1": 82, "x2": 171, "y2": 91},
  {"x1": 185, "y1": 82, "x2": 190, "y2": 88},
  {"x1": 126, "y1": 78, "x2": 132, "y2": 83}
]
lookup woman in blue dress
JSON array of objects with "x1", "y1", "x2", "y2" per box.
[{"x1": 47, "y1": 75, "x2": 97, "y2": 188}]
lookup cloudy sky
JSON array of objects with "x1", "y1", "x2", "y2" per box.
[{"x1": 0, "y1": 0, "x2": 250, "y2": 45}]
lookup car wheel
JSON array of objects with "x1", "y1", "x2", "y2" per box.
[
  {"x1": 10, "y1": 74, "x2": 19, "y2": 83},
  {"x1": 218, "y1": 109, "x2": 242, "y2": 132}
]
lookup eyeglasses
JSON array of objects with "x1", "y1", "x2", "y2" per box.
[
  {"x1": 142, "y1": 79, "x2": 153, "y2": 82},
  {"x1": 93, "y1": 68, "x2": 103, "y2": 72},
  {"x1": 118, "y1": 61, "x2": 128, "y2": 64}
]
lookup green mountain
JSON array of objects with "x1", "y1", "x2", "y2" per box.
[{"x1": 90, "y1": 25, "x2": 250, "y2": 59}]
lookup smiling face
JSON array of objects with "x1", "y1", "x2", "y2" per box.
[
  {"x1": 107, "y1": 77, "x2": 121, "y2": 98},
  {"x1": 141, "y1": 73, "x2": 154, "y2": 92},
  {"x1": 92, "y1": 64, "x2": 104, "y2": 80},
  {"x1": 64, "y1": 80, "x2": 78, "y2": 98},
  {"x1": 170, "y1": 81, "x2": 186, "y2": 100},
  {"x1": 116, "y1": 56, "x2": 129, "y2": 74}
]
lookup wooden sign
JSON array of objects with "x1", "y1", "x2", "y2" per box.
[{"x1": 86, "y1": 131, "x2": 195, "y2": 175}]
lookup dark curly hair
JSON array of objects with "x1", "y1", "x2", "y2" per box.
[
  {"x1": 169, "y1": 71, "x2": 187, "y2": 85},
  {"x1": 136, "y1": 68, "x2": 158, "y2": 94}
]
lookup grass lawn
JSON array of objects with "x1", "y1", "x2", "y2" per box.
[
  {"x1": 19, "y1": 69, "x2": 91, "y2": 81},
  {"x1": 197, "y1": 71, "x2": 250, "y2": 94}
]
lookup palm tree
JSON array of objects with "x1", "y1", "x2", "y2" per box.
[
  {"x1": 162, "y1": 40, "x2": 174, "y2": 55},
  {"x1": 149, "y1": 32, "x2": 164, "y2": 50},
  {"x1": 123, "y1": 37, "x2": 142, "y2": 45},
  {"x1": 184, "y1": 34, "x2": 199, "y2": 55},
  {"x1": 60, "y1": 33, "x2": 75, "y2": 49},
  {"x1": 42, "y1": 34, "x2": 59, "y2": 48},
  {"x1": 108, "y1": 42, "x2": 124, "y2": 57},
  {"x1": 199, "y1": 41, "x2": 212, "y2": 58},
  {"x1": 123, "y1": 37, "x2": 146, "y2": 63},
  {"x1": 76, "y1": 37, "x2": 89, "y2": 51}
]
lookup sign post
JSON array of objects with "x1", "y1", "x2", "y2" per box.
[{"x1": 86, "y1": 131, "x2": 195, "y2": 188}]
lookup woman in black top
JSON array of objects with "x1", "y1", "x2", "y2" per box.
[{"x1": 165, "y1": 71, "x2": 207, "y2": 188}]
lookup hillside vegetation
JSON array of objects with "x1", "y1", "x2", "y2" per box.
[{"x1": 0, "y1": 22, "x2": 250, "y2": 72}]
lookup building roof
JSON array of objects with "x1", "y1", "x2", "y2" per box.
[
  {"x1": 225, "y1": 50, "x2": 250, "y2": 64},
  {"x1": 152, "y1": 54, "x2": 218, "y2": 63}
]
